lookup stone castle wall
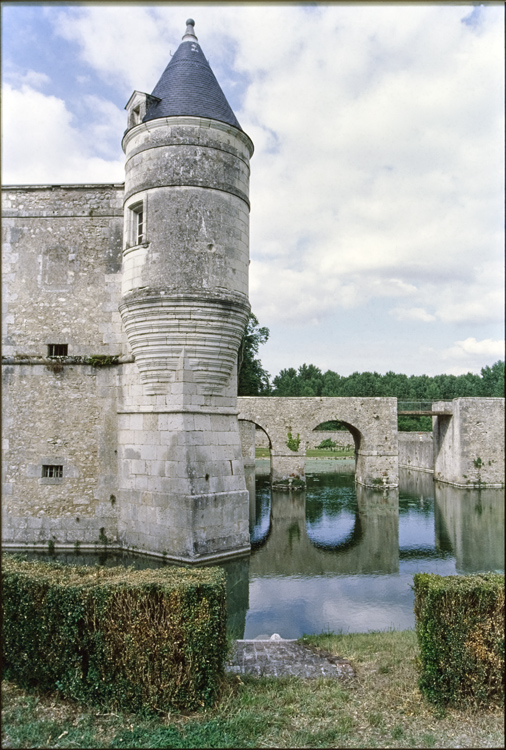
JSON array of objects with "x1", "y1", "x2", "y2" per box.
[
  {"x1": 115, "y1": 114, "x2": 253, "y2": 561},
  {"x1": 2, "y1": 363, "x2": 118, "y2": 548},
  {"x1": 2, "y1": 184, "x2": 504, "y2": 553},
  {"x1": 2, "y1": 185, "x2": 126, "y2": 358},
  {"x1": 237, "y1": 396, "x2": 399, "y2": 488},
  {"x1": 2, "y1": 185, "x2": 125, "y2": 550},
  {"x1": 433, "y1": 398, "x2": 504, "y2": 488}
]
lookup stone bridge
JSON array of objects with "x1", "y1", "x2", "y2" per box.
[
  {"x1": 238, "y1": 397, "x2": 505, "y2": 490},
  {"x1": 237, "y1": 397, "x2": 399, "y2": 489}
]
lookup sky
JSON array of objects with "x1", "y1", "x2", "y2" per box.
[{"x1": 2, "y1": 2, "x2": 504, "y2": 380}]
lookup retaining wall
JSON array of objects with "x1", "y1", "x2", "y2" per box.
[{"x1": 398, "y1": 432, "x2": 434, "y2": 472}]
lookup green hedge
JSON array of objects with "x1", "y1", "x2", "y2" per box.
[
  {"x1": 413, "y1": 572, "x2": 504, "y2": 708},
  {"x1": 2, "y1": 555, "x2": 227, "y2": 713}
]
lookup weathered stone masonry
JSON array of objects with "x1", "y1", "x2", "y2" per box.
[
  {"x1": 2, "y1": 184, "x2": 504, "y2": 558},
  {"x1": 237, "y1": 397, "x2": 399, "y2": 489},
  {"x1": 433, "y1": 398, "x2": 504, "y2": 488},
  {"x1": 2, "y1": 186, "x2": 124, "y2": 549},
  {"x1": 237, "y1": 397, "x2": 504, "y2": 490}
]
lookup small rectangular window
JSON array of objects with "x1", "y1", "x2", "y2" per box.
[
  {"x1": 42, "y1": 465, "x2": 63, "y2": 478},
  {"x1": 129, "y1": 203, "x2": 145, "y2": 246},
  {"x1": 136, "y1": 208, "x2": 144, "y2": 244},
  {"x1": 47, "y1": 344, "x2": 68, "y2": 357}
]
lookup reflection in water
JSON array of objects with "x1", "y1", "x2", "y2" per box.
[
  {"x1": 250, "y1": 477, "x2": 399, "y2": 577},
  {"x1": 245, "y1": 469, "x2": 504, "y2": 638},
  {"x1": 19, "y1": 467, "x2": 504, "y2": 639},
  {"x1": 399, "y1": 469, "x2": 439, "y2": 560},
  {"x1": 306, "y1": 478, "x2": 357, "y2": 548},
  {"x1": 434, "y1": 484, "x2": 505, "y2": 574}
]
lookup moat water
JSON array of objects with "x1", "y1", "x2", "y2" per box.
[{"x1": 23, "y1": 462, "x2": 504, "y2": 638}]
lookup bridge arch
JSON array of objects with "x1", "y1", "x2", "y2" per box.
[
  {"x1": 310, "y1": 417, "x2": 362, "y2": 454},
  {"x1": 253, "y1": 422, "x2": 272, "y2": 450},
  {"x1": 237, "y1": 397, "x2": 399, "y2": 489}
]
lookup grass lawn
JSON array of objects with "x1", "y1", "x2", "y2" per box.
[
  {"x1": 2, "y1": 630, "x2": 503, "y2": 748},
  {"x1": 255, "y1": 447, "x2": 354, "y2": 459}
]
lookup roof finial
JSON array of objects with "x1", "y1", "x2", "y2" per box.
[{"x1": 182, "y1": 18, "x2": 198, "y2": 42}]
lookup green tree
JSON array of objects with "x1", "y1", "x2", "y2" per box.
[
  {"x1": 315, "y1": 420, "x2": 348, "y2": 431},
  {"x1": 397, "y1": 415, "x2": 433, "y2": 432},
  {"x1": 269, "y1": 360, "x2": 505, "y2": 409},
  {"x1": 480, "y1": 361, "x2": 504, "y2": 397},
  {"x1": 381, "y1": 371, "x2": 411, "y2": 399},
  {"x1": 341, "y1": 371, "x2": 383, "y2": 397},
  {"x1": 237, "y1": 313, "x2": 270, "y2": 396},
  {"x1": 272, "y1": 367, "x2": 303, "y2": 395},
  {"x1": 321, "y1": 370, "x2": 343, "y2": 396},
  {"x1": 297, "y1": 363, "x2": 324, "y2": 396}
]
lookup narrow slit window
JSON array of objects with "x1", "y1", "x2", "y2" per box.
[
  {"x1": 42, "y1": 465, "x2": 63, "y2": 478},
  {"x1": 130, "y1": 203, "x2": 145, "y2": 246},
  {"x1": 136, "y1": 208, "x2": 144, "y2": 244},
  {"x1": 47, "y1": 344, "x2": 68, "y2": 357}
]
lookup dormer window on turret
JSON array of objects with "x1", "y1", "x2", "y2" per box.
[{"x1": 125, "y1": 90, "x2": 161, "y2": 130}]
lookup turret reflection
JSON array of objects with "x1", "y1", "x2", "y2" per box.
[{"x1": 217, "y1": 555, "x2": 250, "y2": 638}]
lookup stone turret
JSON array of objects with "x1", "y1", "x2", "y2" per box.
[{"x1": 117, "y1": 20, "x2": 254, "y2": 561}]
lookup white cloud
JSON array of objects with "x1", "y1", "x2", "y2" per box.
[
  {"x1": 436, "y1": 292, "x2": 504, "y2": 326},
  {"x1": 2, "y1": 83, "x2": 124, "y2": 184},
  {"x1": 11, "y1": 69, "x2": 51, "y2": 89},
  {"x1": 447, "y1": 337, "x2": 505, "y2": 358},
  {"x1": 238, "y1": 6, "x2": 504, "y2": 326},
  {"x1": 2, "y1": 4, "x2": 504, "y2": 376},
  {"x1": 390, "y1": 307, "x2": 436, "y2": 323},
  {"x1": 52, "y1": 5, "x2": 170, "y2": 94},
  {"x1": 419, "y1": 337, "x2": 505, "y2": 375}
]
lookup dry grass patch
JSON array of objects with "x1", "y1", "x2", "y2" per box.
[{"x1": 302, "y1": 630, "x2": 504, "y2": 748}]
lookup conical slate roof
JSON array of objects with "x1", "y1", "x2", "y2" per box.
[{"x1": 143, "y1": 19, "x2": 241, "y2": 130}]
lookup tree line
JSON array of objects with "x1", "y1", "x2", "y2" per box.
[
  {"x1": 237, "y1": 315, "x2": 504, "y2": 429},
  {"x1": 269, "y1": 361, "x2": 504, "y2": 400}
]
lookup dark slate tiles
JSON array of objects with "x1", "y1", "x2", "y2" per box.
[{"x1": 144, "y1": 40, "x2": 241, "y2": 130}]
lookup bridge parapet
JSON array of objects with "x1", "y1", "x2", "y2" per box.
[{"x1": 398, "y1": 400, "x2": 453, "y2": 416}]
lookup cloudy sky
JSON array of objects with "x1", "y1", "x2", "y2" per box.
[{"x1": 2, "y1": 2, "x2": 504, "y2": 379}]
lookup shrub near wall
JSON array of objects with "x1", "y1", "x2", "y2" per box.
[
  {"x1": 2, "y1": 555, "x2": 227, "y2": 713},
  {"x1": 413, "y1": 572, "x2": 504, "y2": 708}
]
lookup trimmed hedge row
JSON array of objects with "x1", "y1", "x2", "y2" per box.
[
  {"x1": 2, "y1": 555, "x2": 227, "y2": 713},
  {"x1": 413, "y1": 572, "x2": 504, "y2": 708}
]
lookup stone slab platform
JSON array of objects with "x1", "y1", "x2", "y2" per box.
[{"x1": 226, "y1": 637, "x2": 354, "y2": 679}]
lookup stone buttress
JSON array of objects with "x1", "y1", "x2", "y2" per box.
[{"x1": 117, "y1": 20, "x2": 254, "y2": 561}]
